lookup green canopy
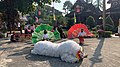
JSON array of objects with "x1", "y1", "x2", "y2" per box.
[{"x1": 32, "y1": 24, "x2": 61, "y2": 44}]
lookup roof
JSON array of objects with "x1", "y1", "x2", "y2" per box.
[
  {"x1": 45, "y1": 5, "x2": 62, "y2": 15},
  {"x1": 71, "y1": 0, "x2": 87, "y2": 9},
  {"x1": 66, "y1": 2, "x2": 101, "y2": 17}
]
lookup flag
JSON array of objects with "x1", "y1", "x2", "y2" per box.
[
  {"x1": 76, "y1": 8, "x2": 80, "y2": 13},
  {"x1": 74, "y1": 12, "x2": 76, "y2": 24},
  {"x1": 53, "y1": 13, "x2": 56, "y2": 21},
  {"x1": 38, "y1": 10, "x2": 41, "y2": 16},
  {"x1": 35, "y1": 16, "x2": 38, "y2": 22}
]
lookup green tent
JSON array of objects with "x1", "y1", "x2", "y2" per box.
[{"x1": 32, "y1": 24, "x2": 60, "y2": 44}]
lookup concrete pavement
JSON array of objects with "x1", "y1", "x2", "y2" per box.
[{"x1": 0, "y1": 38, "x2": 120, "y2": 67}]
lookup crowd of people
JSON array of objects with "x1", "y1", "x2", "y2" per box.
[
  {"x1": 10, "y1": 23, "x2": 35, "y2": 42},
  {"x1": 10, "y1": 23, "x2": 88, "y2": 60},
  {"x1": 10, "y1": 23, "x2": 87, "y2": 46},
  {"x1": 24, "y1": 24, "x2": 35, "y2": 34},
  {"x1": 42, "y1": 26, "x2": 66, "y2": 41},
  {"x1": 42, "y1": 26, "x2": 86, "y2": 46}
]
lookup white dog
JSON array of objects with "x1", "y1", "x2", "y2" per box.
[{"x1": 31, "y1": 40, "x2": 87, "y2": 63}]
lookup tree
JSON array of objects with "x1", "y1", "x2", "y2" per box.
[
  {"x1": 67, "y1": 18, "x2": 74, "y2": 29},
  {"x1": 63, "y1": 1, "x2": 73, "y2": 14},
  {"x1": 56, "y1": 15, "x2": 68, "y2": 26},
  {"x1": 103, "y1": 0, "x2": 106, "y2": 30},
  {"x1": 105, "y1": 15, "x2": 114, "y2": 26},
  {"x1": 0, "y1": 0, "x2": 61, "y2": 33},
  {"x1": 105, "y1": 15, "x2": 114, "y2": 31},
  {"x1": 93, "y1": 0, "x2": 103, "y2": 9},
  {"x1": 105, "y1": 24, "x2": 114, "y2": 31},
  {"x1": 0, "y1": 0, "x2": 61, "y2": 14},
  {"x1": 86, "y1": 16, "x2": 96, "y2": 29}
]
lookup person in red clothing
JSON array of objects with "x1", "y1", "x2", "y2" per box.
[{"x1": 78, "y1": 29, "x2": 86, "y2": 45}]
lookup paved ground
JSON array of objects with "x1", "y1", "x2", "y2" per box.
[{"x1": 0, "y1": 37, "x2": 120, "y2": 67}]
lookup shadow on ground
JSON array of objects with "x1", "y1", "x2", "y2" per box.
[
  {"x1": 0, "y1": 41, "x2": 12, "y2": 45},
  {"x1": 7, "y1": 38, "x2": 83, "y2": 67},
  {"x1": 26, "y1": 54, "x2": 83, "y2": 67},
  {"x1": 89, "y1": 38, "x2": 105, "y2": 67},
  {"x1": 8, "y1": 47, "x2": 33, "y2": 57},
  {"x1": 8, "y1": 46, "x2": 83, "y2": 67},
  {"x1": 24, "y1": 40, "x2": 32, "y2": 45}
]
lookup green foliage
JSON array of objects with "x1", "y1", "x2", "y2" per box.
[
  {"x1": 0, "y1": 0, "x2": 61, "y2": 32},
  {"x1": 105, "y1": 24, "x2": 114, "y2": 31},
  {"x1": 103, "y1": 31, "x2": 112, "y2": 37},
  {"x1": 0, "y1": 0, "x2": 61, "y2": 14},
  {"x1": 56, "y1": 15, "x2": 68, "y2": 26},
  {"x1": 63, "y1": 1, "x2": 73, "y2": 14},
  {"x1": 67, "y1": 18, "x2": 74, "y2": 29},
  {"x1": 105, "y1": 15, "x2": 114, "y2": 26},
  {"x1": 105, "y1": 15, "x2": 115, "y2": 31},
  {"x1": 91, "y1": 30, "x2": 112, "y2": 38},
  {"x1": 91, "y1": 31, "x2": 98, "y2": 37},
  {"x1": 92, "y1": 25, "x2": 102, "y2": 31},
  {"x1": 91, "y1": 31, "x2": 112, "y2": 38},
  {"x1": 86, "y1": 16, "x2": 96, "y2": 29},
  {"x1": 33, "y1": 5, "x2": 63, "y2": 26}
]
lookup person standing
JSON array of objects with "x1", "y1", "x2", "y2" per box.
[
  {"x1": 18, "y1": 22, "x2": 22, "y2": 34},
  {"x1": 27, "y1": 26, "x2": 32, "y2": 34},
  {"x1": 78, "y1": 29, "x2": 86, "y2": 45}
]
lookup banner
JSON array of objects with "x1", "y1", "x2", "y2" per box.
[{"x1": 74, "y1": 12, "x2": 76, "y2": 24}]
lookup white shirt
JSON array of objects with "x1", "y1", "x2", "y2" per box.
[
  {"x1": 18, "y1": 23, "x2": 20, "y2": 27},
  {"x1": 42, "y1": 34, "x2": 49, "y2": 39},
  {"x1": 78, "y1": 32, "x2": 86, "y2": 37}
]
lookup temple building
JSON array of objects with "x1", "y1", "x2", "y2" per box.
[
  {"x1": 66, "y1": 0, "x2": 101, "y2": 24},
  {"x1": 107, "y1": 0, "x2": 120, "y2": 30}
]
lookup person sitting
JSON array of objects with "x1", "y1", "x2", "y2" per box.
[
  {"x1": 27, "y1": 26, "x2": 31, "y2": 34},
  {"x1": 30, "y1": 24, "x2": 35, "y2": 33},
  {"x1": 42, "y1": 30, "x2": 49, "y2": 41},
  {"x1": 77, "y1": 29, "x2": 86, "y2": 45},
  {"x1": 10, "y1": 32, "x2": 16, "y2": 42},
  {"x1": 24, "y1": 24, "x2": 29, "y2": 34}
]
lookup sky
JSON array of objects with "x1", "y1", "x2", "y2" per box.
[{"x1": 51, "y1": 0, "x2": 111, "y2": 12}]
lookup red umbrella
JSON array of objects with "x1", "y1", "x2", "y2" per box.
[{"x1": 68, "y1": 23, "x2": 94, "y2": 38}]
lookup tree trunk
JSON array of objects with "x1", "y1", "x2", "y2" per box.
[{"x1": 103, "y1": 0, "x2": 106, "y2": 30}]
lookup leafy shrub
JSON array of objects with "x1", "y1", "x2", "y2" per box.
[
  {"x1": 67, "y1": 18, "x2": 74, "y2": 29},
  {"x1": 91, "y1": 28, "x2": 96, "y2": 31},
  {"x1": 105, "y1": 24, "x2": 114, "y2": 31},
  {"x1": 91, "y1": 31, "x2": 98, "y2": 37},
  {"x1": 86, "y1": 16, "x2": 96, "y2": 29},
  {"x1": 92, "y1": 25, "x2": 102, "y2": 31},
  {"x1": 103, "y1": 31, "x2": 112, "y2": 37},
  {"x1": 105, "y1": 15, "x2": 114, "y2": 26}
]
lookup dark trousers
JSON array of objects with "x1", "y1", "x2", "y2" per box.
[{"x1": 18, "y1": 27, "x2": 22, "y2": 34}]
